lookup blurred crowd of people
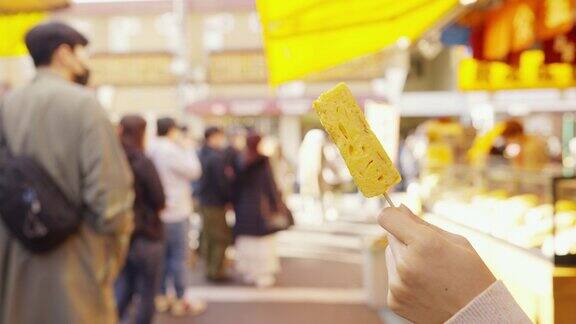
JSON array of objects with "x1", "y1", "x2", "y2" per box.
[
  {"x1": 0, "y1": 22, "x2": 293, "y2": 324},
  {"x1": 116, "y1": 115, "x2": 293, "y2": 323}
]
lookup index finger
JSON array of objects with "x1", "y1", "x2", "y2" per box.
[
  {"x1": 397, "y1": 205, "x2": 474, "y2": 251},
  {"x1": 378, "y1": 207, "x2": 423, "y2": 245}
]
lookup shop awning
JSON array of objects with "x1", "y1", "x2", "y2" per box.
[
  {"x1": 0, "y1": 0, "x2": 69, "y2": 13},
  {"x1": 0, "y1": 12, "x2": 46, "y2": 57},
  {"x1": 257, "y1": 0, "x2": 461, "y2": 85},
  {"x1": 186, "y1": 96, "x2": 379, "y2": 116},
  {"x1": 0, "y1": 0, "x2": 68, "y2": 57}
]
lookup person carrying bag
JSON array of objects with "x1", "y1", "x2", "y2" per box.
[
  {"x1": 0, "y1": 103, "x2": 81, "y2": 253},
  {"x1": 233, "y1": 132, "x2": 293, "y2": 288}
]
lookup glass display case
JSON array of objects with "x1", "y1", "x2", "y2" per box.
[
  {"x1": 421, "y1": 165, "x2": 576, "y2": 266},
  {"x1": 553, "y1": 176, "x2": 576, "y2": 266}
]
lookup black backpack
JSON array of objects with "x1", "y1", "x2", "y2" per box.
[{"x1": 0, "y1": 104, "x2": 81, "y2": 253}]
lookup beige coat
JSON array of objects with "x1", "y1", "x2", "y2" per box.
[{"x1": 0, "y1": 69, "x2": 134, "y2": 324}]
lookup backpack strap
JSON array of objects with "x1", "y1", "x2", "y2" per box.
[{"x1": 0, "y1": 98, "x2": 11, "y2": 155}]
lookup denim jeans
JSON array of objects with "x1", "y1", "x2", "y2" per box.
[
  {"x1": 160, "y1": 220, "x2": 189, "y2": 299},
  {"x1": 115, "y1": 237, "x2": 164, "y2": 324}
]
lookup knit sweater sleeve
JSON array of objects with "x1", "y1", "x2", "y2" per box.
[{"x1": 446, "y1": 281, "x2": 532, "y2": 324}]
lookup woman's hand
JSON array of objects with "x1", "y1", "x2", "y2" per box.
[{"x1": 378, "y1": 205, "x2": 496, "y2": 324}]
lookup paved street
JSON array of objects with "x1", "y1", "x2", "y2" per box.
[{"x1": 156, "y1": 217, "x2": 388, "y2": 324}]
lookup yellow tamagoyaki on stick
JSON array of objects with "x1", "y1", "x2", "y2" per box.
[{"x1": 313, "y1": 83, "x2": 401, "y2": 199}]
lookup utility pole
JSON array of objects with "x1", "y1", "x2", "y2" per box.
[{"x1": 173, "y1": 0, "x2": 188, "y2": 116}]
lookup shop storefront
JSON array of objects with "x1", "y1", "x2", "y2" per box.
[{"x1": 416, "y1": 1, "x2": 576, "y2": 322}]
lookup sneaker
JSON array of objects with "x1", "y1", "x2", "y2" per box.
[
  {"x1": 190, "y1": 299, "x2": 208, "y2": 316},
  {"x1": 155, "y1": 295, "x2": 173, "y2": 313},
  {"x1": 255, "y1": 275, "x2": 276, "y2": 289},
  {"x1": 170, "y1": 299, "x2": 207, "y2": 317}
]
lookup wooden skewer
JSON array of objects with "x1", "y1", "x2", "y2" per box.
[{"x1": 383, "y1": 192, "x2": 395, "y2": 208}]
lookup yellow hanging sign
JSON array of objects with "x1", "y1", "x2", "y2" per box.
[
  {"x1": 257, "y1": 0, "x2": 459, "y2": 85},
  {"x1": 0, "y1": 12, "x2": 46, "y2": 57},
  {"x1": 459, "y1": 50, "x2": 575, "y2": 91}
]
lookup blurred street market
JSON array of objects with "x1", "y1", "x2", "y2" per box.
[{"x1": 1, "y1": 1, "x2": 576, "y2": 324}]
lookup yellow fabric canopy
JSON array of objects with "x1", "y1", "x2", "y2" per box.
[
  {"x1": 257, "y1": 0, "x2": 459, "y2": 85},
  {"x1": 0, "y1": 0, "x2": 68, "y2": 13},
  {"x1": 0, "y1": 12, "x2": 46, "y2": 57},
  {"x1": 0, "y1": 0, "x2": 66, "y2": 57}
]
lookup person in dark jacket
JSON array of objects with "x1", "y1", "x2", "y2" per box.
[
  {"x1": 115, "y1": 115, "x2": 166, "y2": 324},
  {"x1": 196, "y1": 126, "x2": 232, "y2": 281},
  {"x1": 222, "y1": 127, "x2": 247, "y2": 181},
  {"x1": 233, "y1": 132, "x2": 284, "y2": 288}
]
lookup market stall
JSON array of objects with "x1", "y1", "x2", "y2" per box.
[
  {"x1": 419, "y1": 1, "x2": 576, "y2": 322},
  {"x1": 423, "y1": 164, "x2": 576, "y2": 323},
  {"x1": 255, "y1": 0, "x2": 576, "y2": 322}
]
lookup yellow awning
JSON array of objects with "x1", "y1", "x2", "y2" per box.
[
  {"x1": 0, "y1": 12, "x2": 47, "y2": 57},
  {"x1": 0, "y1": 0, "x2": 68, "y2": 13},
  {"x1": 257, "y1": 0, "x2": 460, "y2": 85}
]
